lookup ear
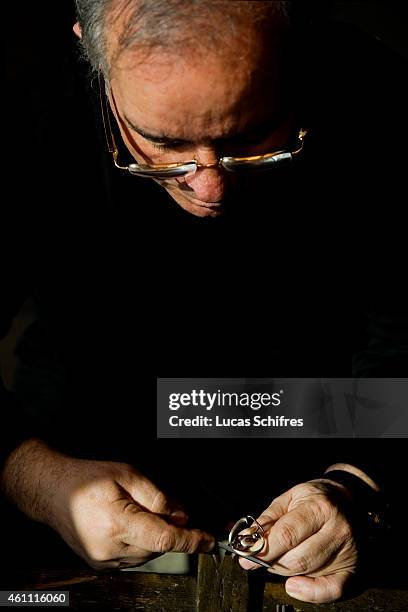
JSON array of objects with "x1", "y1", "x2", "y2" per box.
[{"x1": 73, "y1": 22, "x2": 82, "y2": 39}]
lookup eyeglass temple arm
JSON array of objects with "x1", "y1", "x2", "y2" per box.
[
  {"x1": 291, "y1": 128, "x2": 308, "y2": 156},
  {"x1": 98, "y1": 74, "x2": 121, "y2": 158},
  {"x1": 99, "y1": 75, "x2": 157, "y2": 172}
]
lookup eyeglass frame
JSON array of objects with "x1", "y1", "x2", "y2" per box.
[{"x1": 98, "y1": 75, "x2": 309, "y2": 179}]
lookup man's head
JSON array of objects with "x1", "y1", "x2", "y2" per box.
[{"x1": 74, "y1": 0, "x2": 295, "y2": 217}]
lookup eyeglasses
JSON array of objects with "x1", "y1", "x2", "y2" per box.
[{"x1": 99, "y1": 76, "x2": 308, "y2": 180}]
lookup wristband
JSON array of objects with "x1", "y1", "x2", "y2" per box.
[{"x1": 323, "y1": 469, "x2": 390, "y2": 540}]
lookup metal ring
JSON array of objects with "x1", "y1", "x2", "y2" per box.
[{"x1": 228, "y1": 515, "x2": 266, "y2": 557}]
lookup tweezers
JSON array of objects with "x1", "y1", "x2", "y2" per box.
[{"x1": 217, "y1": 541, "x2": 271, "y2": 569}]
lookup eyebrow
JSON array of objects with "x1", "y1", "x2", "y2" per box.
[
  {"x1": 123, "y1": 110, "x2": 287, "y2": 146},
  {"x1": 123, "y1": 115, "x2": 192, "y2": 144}
]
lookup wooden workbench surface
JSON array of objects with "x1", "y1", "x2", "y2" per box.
[{"x1": 2, "y1": 555, "x2": 407, "y2": 611}]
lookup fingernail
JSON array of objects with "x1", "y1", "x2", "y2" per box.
[
  {"x1": 286, "y1": 580, "x2": 300, "y2": 594},
  {"x1": 239, "y1": 559, "x2": 256, "y2": 570},
  {"x1": 170, "y1": 510, "x2": 187, "y2": 518},
  {"x1": 169, "y1": 510, "x2": 188, "y2": 526}
]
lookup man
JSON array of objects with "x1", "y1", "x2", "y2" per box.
[{"x1": 1, "y1": 0, "x2": 407, "y2": 604}]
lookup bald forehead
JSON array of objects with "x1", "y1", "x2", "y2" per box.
[{"x1": 105, "y1": 0, "x2": 290, "y2": 77}]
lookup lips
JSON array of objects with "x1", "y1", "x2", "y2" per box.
[
  {"x1": 198, "y1": 201, "x2": 223, "y2": 208},
  {"x1": 185, "y1": 194, "x2": 224, "y2": 208}
]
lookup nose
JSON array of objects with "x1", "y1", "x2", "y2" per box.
[{"x1": 183, "y1": 146, "x2": 230, "y2": 203}]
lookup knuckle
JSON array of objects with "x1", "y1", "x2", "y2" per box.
[
  {"x1": 277, "y1": 523, "x2": 298, "y2": 550},
  {"x1": 105, "y1": 518, "x2": 120, "y2": 540},
  {"x1": 87, "y1": 545, "x2": 113, "y2": 563},
  {"x1": 83, "y1": 516, "x2": 120, "y2": 563},
  {"x1": 285, "y1": 553, "x2": 310, "y2": 574},
  {"x1": 259, "y1": 506, "x2": 281, "y2": 524},
  {"x1": 176, "y1": 533, "x2": 196, "y2": 554},
  {"x1": 313, "y1": 496, "x2": 333, "y2": 521},
  {"x1": 135, "y1": 520, "x2": 155, "y2": 547},
  {"x1": 294, "y1": 482, "x2": 311, "y2": 496},
  {"x1": 97, "y1": 512, "x2": 120, "y2": 541},
  {"x1": 338, "y1": 521, "x2": 353, "y2": 542},
  {"x1": 155, "y1": 529, "x2": 176, "y2": 553}
]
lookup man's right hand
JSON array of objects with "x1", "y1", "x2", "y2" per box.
[{"x1": 0, "y1": 439, "x2": 215, "y2": 569}]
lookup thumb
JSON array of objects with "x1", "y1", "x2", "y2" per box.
[
  {"x1": 126, "y1": 512, "x2": 215, "y2": 554},
  {"x1": 285, "y1": 571, "x2": 353, "y2": 603}
]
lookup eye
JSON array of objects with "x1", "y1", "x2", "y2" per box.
[
  {"x1": 150, "y1": 142, "x2": 172, "y2": 151},
  {"x1": 149, "y1": 141, "x2": 186, "y2": 152}
]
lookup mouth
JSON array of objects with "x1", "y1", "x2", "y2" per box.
[
  {"x1": 197, "y1": 201, "x2": 223, "y2": 209},
  {"x1": 182, "y1": 193, "x2": 224, "y2": 209}
]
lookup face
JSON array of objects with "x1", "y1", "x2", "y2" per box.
[{"x1": 104, "y1": 18, "x2": 294, "y2": 217}]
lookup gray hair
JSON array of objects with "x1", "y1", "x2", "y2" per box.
[{"x1": 74, "y1": 0, "x2": 292, "y2": 77}]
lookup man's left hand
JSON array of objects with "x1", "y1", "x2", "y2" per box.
[{"x1": 238, "y1": 479, "x2": 358, "y2": 603}]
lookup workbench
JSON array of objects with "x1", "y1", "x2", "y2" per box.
[{"x1": 3, "y1": 553, "x2": 407, "y2": 611}]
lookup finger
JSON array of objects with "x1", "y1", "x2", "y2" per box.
[
  {"x1": 117, "y1": 470, "x2": 188, "y2": 521},
  {"x1": 240, "y1": 503, "x2": 325, "y2": 570},
  {"x1": 267, "y1": 521, "x2": 341, "y2": 576},
  {"x1": 238, "y1": 556, "x2": 262, "y2": 572},
  {"x1": 116, "y1": 469, "x2": 163, "y2": 508},
  {"x1": 285, "y1": 570, "x2": 353, "y2": 603},
  {"x1": 237, "y1": 491, "x2": 292, "y2": 572},
  {"x1": 124, "y1": 511, "x2": 215, "y2": 554},
  {"x1": 150, "y1": 490, "x2": 188, "y2": 520},
  {"x1": 254, "y1": 489, "x2": 294, "y2": 529}
]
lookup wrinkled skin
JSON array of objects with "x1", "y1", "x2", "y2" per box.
[{"x1": 238, "y1": 479, "x2": 359, "y2": 603}]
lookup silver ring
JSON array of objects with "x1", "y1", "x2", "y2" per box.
[{"x1": 228, "y1": 515, "x2": 266, "y2": 557}]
